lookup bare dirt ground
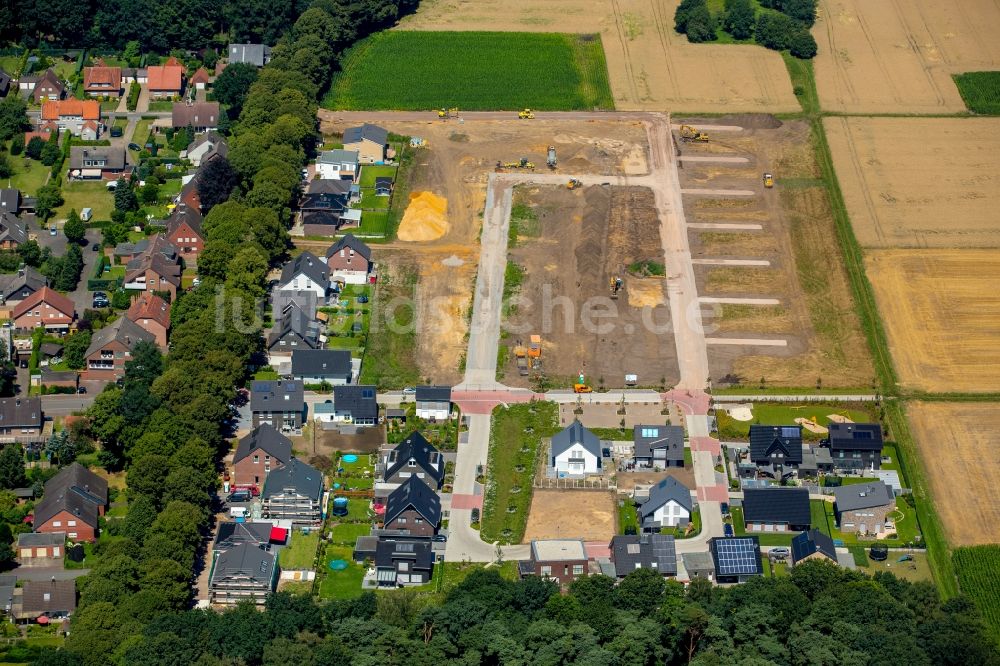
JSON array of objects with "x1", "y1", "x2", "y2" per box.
[
  {"x1": 558, "y1": 402, "x2": 677, "y2": 429},
  {"x1": 677, "y1": 117, "x2": 873, "y2": 388},
  {"x1": 502, "y1": 184, "x2": 679, "y2": 389},
  {"x1": 396, "y1": 0, "x2": 798, "y2": 113},
  {"x1": 908, "y1": 401, "x2": 1000, "y2": 546},
  {"x1": 825, "y1": 117, "x2": 1000, "y2": 249},
  {"x1": 866, "y1": 250, "x2": 1000, "y2": 393},
  {"x1": 523, "y1": 489, "x2": 616, "y2": 542},
  {"x1": 317, "y1": 116, "x2": 647, "y2": 380},
  {"x1": 616, "y1": 468, "x2": 696, "y2": 493},
  {"x1": 814, "y1": 0, "x2": 1000, "y2": 113}
]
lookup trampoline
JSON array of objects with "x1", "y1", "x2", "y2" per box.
[
  {"x1": 329, "y1": 560, "x2": 349, "y2": 571},
  {"x1": 342, "y1": 454, "x2": 359, "y2": 463}
]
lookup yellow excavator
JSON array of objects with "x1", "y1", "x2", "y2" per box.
[
  {"x1": 567, "y1": 178, "x2": 582, "y2": 190},
  {"x1": 437, "y1": 107, "x2": 459, "y2": 119},
  {"x1": 499, "y1": 158, "x2": 535, "y2": 169},
  {"x1": 518, "y1": 108, "x2": 535, "y2": 119},
  {"x1": 609, "y1": 276, "x2": 623, "y2": 299},
  {"x1": 763, "y1": 172, "x2": 774, "y2": 188},
  {"x1": 679, "y1": 124, "x2": 709, "y2": 142},
  {"x1": 574, "y1": 372, "x2": 593, "y2": 393}
]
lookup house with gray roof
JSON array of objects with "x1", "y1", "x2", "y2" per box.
[
  {"x1": 415, "y1": 385, "x2": 451, "y2": 421},
  {"x1": 749, "y1": 425, "x2": 803, "y2": 479},
  {"x1": 271, "y1": 290, "x2": 317, "y2": 323},
  {"x1": 827, "y1": 423, "x2": 884, "y2": 474},
  {"x1": 0, "y1": 211, "x2": 27, "y2": 249},
  {"x1": 633, "y1": 424, "x2": 685, "y2": 469},
  {"x1": 383, "y1": 476, "x2": 441, "y2": 537},
  {"x1": 209, "y1": 543, "x2": 278, "y2": 606},
  {"x1": 0, "y1": 396, "x2": 42, "y2": 436},
  {"x1": 638, "y1": 476, "x2": 693, "y2": 530},
  {"x1": 316, "y1": 149, "x2": 359, "y2": 181},
  {"x1": 267, "y1": 303, "x2": 322, "y2": 356},
  {"x1": 214, "y1": 521, "x2": 274, "y2": 551},
  {"x1": 16, "y1": 579, "x2": 76, "y2": 621},
  {"x1": 832, "y1": 481, "x2": 896, "y2": 536},
  {"x1": 0, "y1": 188, "x2": 20, "y2": 214},
  {"x1": 291, "y1": 349, "x2": 352, "y2": 385},
  {"x1": 550, "y1": 420, "x2": 602, "y2": 476},
  {"x1": 381, "y1": 431, "x2": 444, "y2": 489},
  {"x1": 0, "y1": 266, "x2": 45, "y2": 304},
  {"x1": 374, "y1": 537, "x2": 434, "y2": 587},
  {"x1": 250, "y1": 380, "x2": 305, "y2": 431},
  {"x1": 609, "y1": 533, "x2": 677, "y2": 577},
  {"x1": 262, "y1": 458, "x2": 324, "y2": 526},
  {"x1": 343, "y1": 123, "x2": 388, "y2": 164},
  {"x1": 331, "y1": 385, "x2": 378, "y2": 426},
  {"x1": 743, "y1": 487, "x2": 811, "y2": 532},
  {"x1": 32, "y1": 462, "x2": 107, "y2": 543},
  {"x1": 232, "y1": 424, "x2": 293, "y2": 487},
  {"x1": 228, "y1": 43, "x2": 272, "y2": 67},
  {"x1": 277, "y1": 251, "x2": 329, "y2": 298},
  {"x1": 186, "y1": 132, "x2": 228, "y2": 167},
  {"x1": 69, "y1": 145, "x2": 126, "y2": 178},
  {"x1": 791, "y1": 528, "x2": 837, "y2": 565}
]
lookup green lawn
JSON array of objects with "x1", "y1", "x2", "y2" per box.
[
  {"x1": 355, "y1": 211, "x2": 392, "y2": 237},
  {"x1": 54, "y1": 181, "x2": 115, "y2": 222},
  {"x1": 130, "y1": 118, "x2": 153, "y2": 149},
  {"x1": 438, "y1": 560, "x2": 518, "y2": 594},
  {"x1": 278, "y1": 530, "x2": 320, "y2": 570},
  {"x1": 662, "y1": 508, "x2": 702, "y2": 539},
  {"x1": 617, "y1": 498, "x2": 639, "y2": 534},
  {"x1": 330, "y1": 495, "x2": 375, "y2": 523},
  {"x1": 858, "y1": 551, "x2": 934, "y2": 584},
  {"x1": 359, "y1": 190, "x2": 389, "y2": 210},
  {"x1": 953, "y1": 71, "x2": 1000, "y2": 114},
  {"x1": 8, "y1": 156, "x2": 50, "y2": 194},
  {"x1": 111, "y1": 117, "x2": 128, "y2": 130},
  {"x1": 359, "y1": 165, "x2": 397, "y2": 187},
  {"x1": 148, "y1": 100, "x2": 173, "y2": 112},
  {"x1": 358, "y1": 267, "x2": 420, "y2": 388},
  {"x1": 815, "y1": 494, "x2": 920, "y2": 548},
  {"x1": 324, "y1": 31, "x2": 613, "y2": 111},
  {"x1": 330, "y1": 522, "x2": 372, "y2": 544},
  {"x1": 716, "y1": 402, "x2": 875, "y2": 441},
  {"x1": 316, "y1": 544, "x2": 365, "y2": 599}
]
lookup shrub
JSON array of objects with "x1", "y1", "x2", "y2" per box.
[
  {"x1": 788, "y1": 28, "x2": 818, "y2": 59},
  {"x1": 723, "y1": 0, "x2": 757, "y2": 40},
  {"x1": 754, "y1": 11, "x2": 797, "y2": 50},
  {"x1": 684, "y1": 5, "x2": 717, "y2": 42},
  {"x1": 10, "y1": 134, "x2": 23, "y2": 156}
]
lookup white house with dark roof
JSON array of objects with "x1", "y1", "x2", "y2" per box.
[
  {"x1": 277, "y1": 252, "x2": 329, "y2": 298},
  {"x1": 638, "y1": 476, "x2": 693, "y2": 530},
  {"x1": 316, "y1": 149, "x2": 359, "y2": 181},
  {"x1": 550, "y1": 421, "x2": 601, "y2": 477},
  {"x1": 291, "y1": 349, "x2": 352, "y2": 385},
  {"x1": 414, "y1": 385, "x2": 451, "y2": 421},
  {"x1": 633, "y1": 424, "x2": 685, "y2": 469}
]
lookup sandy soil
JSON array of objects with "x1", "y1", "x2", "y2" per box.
[
  {"x1": 815, "y1": 0, "x2": 1000, "y2": 113},
  {"x1": 908, "y1": 402, "x2": 1000, "y2": 546},
  {"x1": 503, "y1": 184, "x2": 680, "y2": 388},
  {"x1": 866, "y1": 249, "x2": 1000, "y2": 393},
  {"x1": 678, "y1": 118, "x2": 872, "y2": 388},
  {"x1": 616, "y1": 468, "x2": 696, "y2": 492},
  {"x1": 558, "y1": 402, "x2": 674, "y2": 428},
  {"x1": 397, "y1": 0, "x2": 798, "y2": 113},
  {"x1": 523, "y1": 489, "x2": 616, "y2": 542},
  {"x1": 825, "y1": 117, "x2": 1000, "y2": 249}
]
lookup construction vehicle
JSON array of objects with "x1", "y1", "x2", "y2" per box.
[
  {"x1": 574, "y1": 372, "x2": 593, "y2": 393},
  {"x1": 518, "y1": 108, "x2": 535, "y2": 119},
  {"x1": 437, "y1": 107, "x2": 459, "y2": 119},
  {"x1": 513, "y1": 344, "x2": 530, "y2": 376},
  {"x1": 609, "y1": 276, "x2": 623, "y2": 299},
  {"x1": 567, "y1": 178, "x2": 582, "y2": 190},
  {"x1": 547, "y1": 146, "x2": 557, "y2": 169},
  {"x1": 679, "y1": 124, "x2": 709, "y2": 142},
  {"x1": 528, "y1": 334, "x2": 541, "y2": 359},
  {"x1": 763, "y1": 172, "x2": 774, "y2": 188},
  {"x1": 499, "y1": 158, "x2": 535, "y2": 170}
]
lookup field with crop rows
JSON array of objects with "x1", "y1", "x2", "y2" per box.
[
  {"x1": 954, "y1": 545, "x2": 1000, "y2": 642},
  {"x1": 323, "y1": 31, "x2": 613, "y2": 111},
  {"x1": 954, "y1": 72, "x2": 1000, "y2": 114}
]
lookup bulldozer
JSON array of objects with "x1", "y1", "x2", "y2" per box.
[
  {"x1": 679, "y1": 124, "x2": 709, "y2": 142},
  {"x1": 609, "y1": 276, "x2": 623, "y2": 299},
  {"x1": 567, "y1": 178, "x2": 582, "y2": 190},
  {"x1": 518, "y1": 108, "x2": 535, "y2": 119},
  {"x1": 438, "y1": 107, "x2": 459, "y2": 119},
  {"x1": 547, "y1": 146, "x2": 557, "y2": 169},
  {"x1": 763, "y1": 172, "x2": 774, "y2": 188}
]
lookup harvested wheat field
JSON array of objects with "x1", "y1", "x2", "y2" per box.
[
  {"x1": 867, "y1": 250, "x2": 1000, "y2": 392},
  {"x1": 815, "y1": 0, "x2": 1000, "y2": 113},
  {"x1": 826, "y1": 117, "x2": 1000, "y2": 248},
  {"x1": 908, "y1": 402, "x2": 1000, "y2": 546},
  {"x1": 523, "y1": 490, "x2": 615, "y2": 542},
  {"x1": 398, "y1": 0, "x2": 798, "y2": 112}
]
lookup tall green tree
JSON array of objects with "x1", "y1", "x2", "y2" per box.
[
  {"x1": 724, "y1": 0, "x2": 756, "y2": 40},
  {"x1": 0, "y1": 444, "x2": 27, "y2": 489},
  {"x1": 35, "y1": 183, "x2": 64, "y2": 220},
  {"x1": 114, "y1": 179, "x2": 139, "y2": 212},
  {"x1": 64, "y1": 209, "x2": 87, "y2": 244}
]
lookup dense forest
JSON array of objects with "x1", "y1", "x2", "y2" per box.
[{"x1": 36, "y1": 563, "x2": 1000, "y2": 665}]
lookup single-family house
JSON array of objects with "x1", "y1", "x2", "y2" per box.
[
  {"x1": 262, "y1": 458, "x2": 324, "y2": 526},
  {"x1": 190, "y1": 67, "x2": 210, "y2": 90},
  {"x1": 172, "y1": 101, "x2": 220, "y2": 130},
  {"x1": 832, "y1": 481, "x2": 896, "y2": 536},
  {"x1": 316, "y1": 149, "x2": 359, "y2": 181},
  {"x1": 741, "y1": 487, "x2": 811, "y2": 532},
  {"x1": 232, "y1": 424, "x2": 293, "y2": 488},
  {"x1": 31, "y1": 69, "x2": 64, "y2": 103},
  {"x1": 147, "y1": 61, "x2": 184, "y2": 98},
  {"x1": 0, "y1": 188, "x2": 20, "y2": 214},
  {"x1": 82, "y1": 316, "x2": 155, "y2": 382},
  {"x1": 325, "y1": 234, "x2": 373, "y2": 286},
  {"x1": 790, "y1": 529, "x2": 838, "y2": 566},
  {"x1": 266, "y1": 303, "x2": 322, "y2": 355},
  {"x1": 331, "y1": 385, "x2": 378, "y2": 426},
  {"x1": 0, "y1": 211, "x2": 27, "y2": 249},
  {"x1": 124, "y1": 251, "x2": 182, "y2": 300},
  {"x1": 16, "y1": 580, "x2": 75, "y2": 622},
  {"x1": 709, "y1": 536, "x2": 763, "y2": 584},
  {"x1": 228, "y1": 43, "x2": 272, "y2": 67},
  {"x1": 609, "y1": 533, "x2": 677, "y2": 577},
  {"x1": 125, "y1": 292, "x2": 171, "y2": 349},
  {"x1": 374, "y1": 538, "x2": 435, "y2": 587},
  {"x1": 0, "y1": 397, "x2": 42, "y2": 436},
  {"x1": 32, "y1": 462, "x2": 108, "y2": 543},
  {"x1": 308, "y1": 178, "x2": 353, "y2": 197},
  {"x1": 83, "y1": 66, "x2": 122, "y2": 97},
  {"x1": 414, "y1": 385, "x2": 451, "y2": 421},
  {"x1": 827, "y1": 423, "x2": 883, "y2": 474},
  {"x1": 13, "y1": 286, "x2": 75, "y2": 333},
  {"x1": 550, "y1": 420, "x2": 602, "y2": 476},
  {"x1": 518, "y1": 540, "x2": 589, "y2": 585},
  {"x1": 0, "y1": 266, "x2": 46, "y2": 305},
  {"x1": 383, "y1": 476, "x2": 441, "y2": 536},
  {"x1": 342, "y1": 123, "x2": 388, "y2": 164},
  {"x1": 178, "y1": 176, "x2": 201, "y2": 210},
  {"x1": 277, "y1": 251, "x2": 329, "y2": 298},
  {"x1": 299, "y1": 191, "x2": 350, "y2": 235},
  {"x1": 633, "y1": 424, "x2": 685, "y2": 469},
  {"x1": 186, "y1": 132, "x2": 228, "y2": 167},
  {"x1": 250, "y1": 380, "x2": 305, "y2": 431},
  {"x1": 749, "y1": 425, "x2": 803, "y2": 478},
  {"x1": 16, "y1": 532, "x2": 65, "y2": 566},
  {"x1": 681, "y1": 551, "x2": 716, "y2": 581},
  {"x1": 164, "y1": 203, "x2": 204, "y2": 259},
  {"x1": 291, "y1": 349, "x2": 352, "y2": 385},
  {"x1": 209, "y1": 543, "x2": 278, "y2": 606},
  {"x1": 41, "y1": 98, "x2": 101, "y2": 136},
  {"x1": 271, "y1": 290, "x2": 317, "y2": 324},
  {"x1": 381, "y1": 431, "x2": 444, "y2": 488},
  {"x1": 638, "y1": 476, "x2": 693, "y2": 530},
  {"x1": 69, "y1": 146, "x2": 126, "y2": 179},
  {"x1": 114, "y1": 234, "x2": 177, "y2": 265},
  {"x1": 214, "y1": 521, "x2": 276, "y2": 551}
]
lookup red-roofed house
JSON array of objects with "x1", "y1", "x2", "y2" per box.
[
  {"x1": 190, "y1": 67, "x2": 210, "y2": 90},
  {"x1": 12, "y1": 287, "x2": 75, "y2": 333},
  {"x1": 83, "y1": 66, "x2": 122, "y2": 97},
  {"x1": 41, "y1": 99, "x2": 101, "y2": 137},
  {"x1": 125, "y1": 293, "x2": 170, "y2": 349},
  {"x1": 147, "y1": 61, "x2": 183, "y2": 98}
]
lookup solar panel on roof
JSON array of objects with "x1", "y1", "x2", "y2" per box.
[
  {"x1": 780, "y1": 427, "x2": 799, "y2": 438},
  {"x1": 362, "y1": 388, "x2": 375, "y2": 399},
  {"x1": 714, "y1": 538, "x2": 759, "y2": 576},
  {"x1": 855, "y1": 430, "x2": 873, "y2": 439}
]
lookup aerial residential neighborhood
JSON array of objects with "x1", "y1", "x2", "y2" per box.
[{"x1": 0, "y1": 0, "x2": 995, "y2": 663}]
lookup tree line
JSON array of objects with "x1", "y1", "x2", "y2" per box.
[
  {"x1": 35, "y1": 561, "x2": 1000, "y2": 665},
  {"x1": 675, "y1": 0, "x2": 818, "y2": 59}
]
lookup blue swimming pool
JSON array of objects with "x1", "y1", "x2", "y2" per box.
[{"x1": 342, "y1": 454, "x2": 359, "y2": 463}]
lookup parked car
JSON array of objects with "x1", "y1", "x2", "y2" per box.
[
  {"x1": 723, "y1": 523, "x2": 734, "y2": 537},
  {"x1": 128, "y1": 142, "x2": 141, "y2": 151},
  {"x1": 431, "y1": 534, "x2": 448, "y2": 543},
  {"x1": 110, "y1": 126, "x2": 123, "y2": 137},
  {"x1": 77, "y1": 386, "x2": 87, "y2": 394},
  {"x1": 402, "y1": 387, "x2": 416, "y2": 394},
  {"x1": 769, "y1": 547, "x2": 790, "y2": 559},
  {"x1": 92, "y1": 243, "x2": 101, "y2": 251},
  {"x1": 92, "y1": 292, "x2": 110, "y2": 308},
  {"x1": 227, "y1": 490, "x2": 252, "y2": 504},
  {"x1": 49, "y1": 225, "x2": 57, "y2": 236}
]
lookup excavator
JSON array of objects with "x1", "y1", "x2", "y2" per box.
[
  {"x1": 574, "y1": 372, "x2": 593, "y2": 393},
  {"x1": 763, "y1": 172, "x2": 774, "y2": 188},
  {"x1": 518, "y1": 108, "x2": 535, "y2": 119},
  {"x1": 567, "y1": 178, "x2": 582, "y2": 190},
  {"x1": 437, "y1": 107, "x2": 459, "y2": 119},
  {"x1": 609, "y1": 276, "x2": 623, "y2": 299},
  {"x1": 679, "y1": 124, "x2": 709, "y2": 142}
]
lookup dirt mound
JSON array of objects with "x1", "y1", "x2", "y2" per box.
[
  {"x1": 398, "y1": 191, "x2": 449, "y2": 241},
  {"x1": 627, "y1": 279, "x2": 664, "y2": 308},
  {"x1": 716, "y1": 114, "x2": 783, "y2": 129}
]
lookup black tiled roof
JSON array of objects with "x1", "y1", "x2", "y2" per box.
[
  {"x1": 791, "y1": 529, "x2": 837, "y2": 564},
  {"x1": 384, "y1": 476, "x2": 441, "y2": 526},
  {"x1": 234, "y1": 424, "x2": 293, "y2": 465},
  {"x1": 749, "y1": 425, "x2": 803, "y2": 465},
  {"x1": 828, "y1": 423, "x2": 883, "y2": 451},
  {"x1": 384, "y1": 431, "x2": 444, "y2": 485},
  {"x1": 742, "y1": 487, "x2": 810, "y2": 526}
]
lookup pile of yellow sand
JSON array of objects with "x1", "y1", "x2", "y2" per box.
[
  {"x1": 627, "y1": 279, "x2": 665, "y2": 308},
  {"x1": 794, "y1": 417, "x2": 828, "y2": 434},
  {"x1": 398, "y1": 191, "x2": 449, "y2": 241}
]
